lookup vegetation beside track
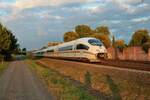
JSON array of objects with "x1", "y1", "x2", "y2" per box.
[
  {"x1": 26, "y1": 60, "x2": 97, "y2": 100},
  {"x1": 0, "y1": 62, "x2": 9, "y2": 75},
  {"x1": 37, "y1": 58, "x2": 150, "y2": 100}
]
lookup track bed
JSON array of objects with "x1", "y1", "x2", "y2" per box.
[{"x1": 96, "y1": 59, "x2": 150, "y2": 71}]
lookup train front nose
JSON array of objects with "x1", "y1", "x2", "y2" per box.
[
  {"x1": 96, "y1": 48, "x2": 107, "y2": 59},
  {"x1": 94, "y1": 46, "x2": 107, "y2": 59},
  {"x1": 97, "y1": 53, "x2": 107, "y2": 58}
]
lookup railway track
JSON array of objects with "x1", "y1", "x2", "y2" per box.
[
  {"x1": 35, "y1": 57, "x2": 150, "y2": 72},
  {"x1": 95, "y1": 59, "x2": 150, "y2": 72}
]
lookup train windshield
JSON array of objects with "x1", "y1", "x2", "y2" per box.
[{"x1": 88, "y1": 39, "x2": 102, "y2": 46}]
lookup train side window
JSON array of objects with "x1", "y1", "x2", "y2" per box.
[
  {"x1": 47, "y1": 49, "x2": 54, "y2": 52},
  {"x1": 76, "y1": 44, "x2": 89, "y2": 50},
  {"x1": 88, "y1": 39, "x2": 102, "y2": 46},
  {"x1": 38, "y1": 52, "x2": 44, "y2": 54},
  {"x1": 58, "y1": 45, "x2": 73, "y2": 51}
]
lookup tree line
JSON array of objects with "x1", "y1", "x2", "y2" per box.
[
  {"x1": 0, "y1": 22, "x2": 20, "y2": 60},
  {"x1": 63, "y1": 25, "x2": 150, "y2": 53}
]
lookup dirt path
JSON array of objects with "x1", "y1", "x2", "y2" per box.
[{"x1": 0, "y1": 61, "x2": 54, "y2": 100}]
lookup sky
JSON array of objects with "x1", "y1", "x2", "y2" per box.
[{"x1": 0, "y1": 0, "x2": 150, "y2": 50}]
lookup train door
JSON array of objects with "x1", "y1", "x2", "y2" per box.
[
  {"x1": 73, "y1": 43, "x2": 77, "y2": 57},
  {"x1": 76, "y1": 44, "x2": 89, "y2": 59}
]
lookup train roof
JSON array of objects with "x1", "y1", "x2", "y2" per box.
[
  {"x1": 34, "y1": 37, "x2": 100, "y2": 52},
  {"x1": 73, "y1": 37, "x2": 97, "y2": 42},
  {"x1": 33, "y1": 48, "x2": 47, "y2": 53},
  {"x1": 57, "y1": 37, "x2": 97, "y2": 47},
  {"x1": 60, "y1": 37, "x2": 97, "y2": 44},
  {"x1": 46, "y1": 45, "x2": 57, "y2": 50}
]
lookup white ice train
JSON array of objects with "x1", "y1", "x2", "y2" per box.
[{"x1": 33, "y1": 37, "x2": 107, "y2": 62}]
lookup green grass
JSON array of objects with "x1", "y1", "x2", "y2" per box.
[
  {"x1": 106, "y1": 75, "x2": 121, "y2": 100},
  {"x1": 0, "y1": 62, "x2": 9, "y2": 75},
  {"x1": 26, "y1": 60, "x2": 96, "y2": 100}
]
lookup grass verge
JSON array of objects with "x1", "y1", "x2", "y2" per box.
[
  {"x1": 0, "y1": 62, "x2": 9, "y2": 75},
  {"x1": 26, "y1": 60, "x2": 96, "y2": 100}
]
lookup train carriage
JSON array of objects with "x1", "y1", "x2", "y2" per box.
[{"x1": 33, "y1": 37, "x2": 107, "y2": 62}]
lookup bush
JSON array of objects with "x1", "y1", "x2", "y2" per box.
[
  {"x1": 0, "y1": 54, "x2": 3, "y2": 61},
  {"x1": 142, "y1": 42, "x2": 150, "y2": 53},
  {"x1": 117, "y1": 46, "x2": 125, "y2": 53},
  {"x1": 106, "y1": 75, "x2": 121, "y2": 100},
  {"x1": 84, "y1": 71, "x2": 92, "y2": 89}
]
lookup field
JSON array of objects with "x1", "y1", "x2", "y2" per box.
[
  {"x1": 37, "y1": 58, "x2": 150, "y2": 100},
  {"x1": 26, "y1": 60, "x2": 97, "y2": 100}
]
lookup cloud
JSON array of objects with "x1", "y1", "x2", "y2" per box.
[
  {"x1": 106, "y1": 0, "x2": 149, "y2": 14},
  {"x1": 0, "y1": 0, "x2": 150, "y2": 49},
  {"x1": 107, "y1": 0, "x2": 142, "y2": 4},
  {"x1": 37, "y1": 11, "x2": 64, "y2": 20},
  {"x1": 132, "y1": 16, "x2": 150, "y2": 23},
  {"x1": 13, "y1": 0, "x2": 93, "y2": 10},
  {"x1": 37, "y1": 27, "x2": 48, "y2": 36},
  {"x1": 83, "y1": 4, "x2": 106, "y2": 14}
]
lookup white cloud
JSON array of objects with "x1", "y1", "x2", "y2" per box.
[
  {"x1": 108, "y1": 0, "x2": 142, "y2": 4},
  {"x1": 132, "y1": 16, "x2": 150, "y2": 23},
  {"x1": 123, "y1": 3, "x2": 148, "y2": 14},
  {"x1": 106, "y1": 0, "x2": 148, "y2": 14},
  {"x1": 37, "y1": 27, "x2": 48, "y2": 36},
  {"x1": 0, "y1": 2, "x2": 11, "y2": 8},
  {"x1": 13, "y1": 0, "x2": 93, "y2": 10},
  {"x1": 110, "y1": 20, "x2": 121, "y2": 24},
  {"x1": 84, "y1": 4, "x2": 106, "y2": 14}
]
